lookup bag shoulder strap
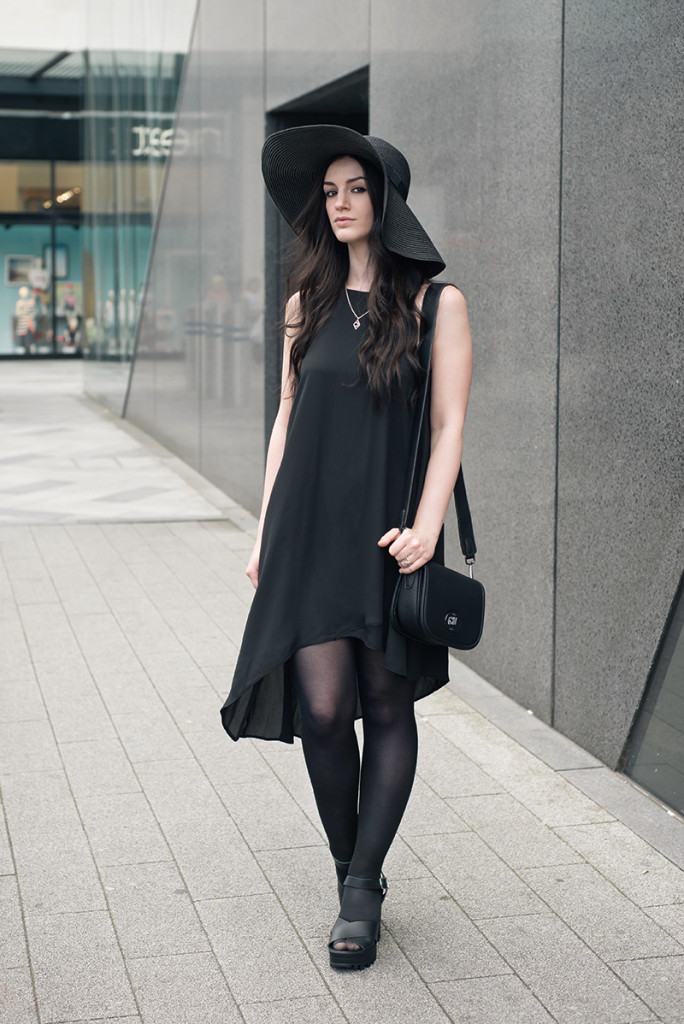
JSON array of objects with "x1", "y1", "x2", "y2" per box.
[{"x1": 399, "y1": 282, "x2": 477, "y2": 564}]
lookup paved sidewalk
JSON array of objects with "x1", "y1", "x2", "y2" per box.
[{"x1": 1, "y1": 362, "x2": 683, "y2": 1024}]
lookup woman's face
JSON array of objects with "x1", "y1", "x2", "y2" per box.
[{"x1": 323, "y1": 156, "x2": 375, "y2": 245}]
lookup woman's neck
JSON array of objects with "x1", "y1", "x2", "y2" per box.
[{"x1": 346, "y1": 241, "x2": 374, "y2": 292}]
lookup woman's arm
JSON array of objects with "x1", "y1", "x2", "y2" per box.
[
  {"x1": 245, "y1": 294, "x2": 300, "y2": 588},
  {"x1": 378, "y1": 285, "x2": 473, "y2": 572}
]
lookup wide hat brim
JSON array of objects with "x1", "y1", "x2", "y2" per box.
[{"x1": 261, "y1": 125, "x2": 445, "y2": 278}]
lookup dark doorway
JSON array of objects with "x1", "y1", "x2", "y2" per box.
[{"x1": 263, "y1": 67, "x2": 369, "y2": 438}]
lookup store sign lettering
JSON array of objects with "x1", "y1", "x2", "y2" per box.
[{"x1": 131, "y1": 125, "x2": 174, "y2": 158}]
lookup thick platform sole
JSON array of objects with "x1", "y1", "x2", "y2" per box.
[{"x1": 328, "y1": 926, "x2": 381, "y2": 970}]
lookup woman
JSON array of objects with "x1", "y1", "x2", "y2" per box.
[{"x1": 221, "y1": 125, "x2": 472, "y2": 969}]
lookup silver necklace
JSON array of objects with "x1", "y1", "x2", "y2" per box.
[{"x1": 345, "y1": 288, "x2": 369, "y2": 330}]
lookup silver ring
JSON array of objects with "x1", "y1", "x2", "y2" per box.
[{"x1": 402, "y1": 556, "x2": 411, "y2": 566}]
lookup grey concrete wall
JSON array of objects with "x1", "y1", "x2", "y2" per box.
[
  {"x1": 370, "y1": 0, "x2": 564, "y2": 722},
  {"x1": 554, "y1": 1, "x2": 684, "y2": 765},
  {"x1": 125, "y1": 0, "x2": 682, "y2": 769}
]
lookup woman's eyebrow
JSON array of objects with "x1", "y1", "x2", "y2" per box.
[{"x1": 323, "y1": 176, "x2": 367, "y2": 186}]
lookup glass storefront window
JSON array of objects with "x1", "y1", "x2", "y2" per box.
[{"x1": 0, "y1": 161, "x2": 51, "y2": 213}]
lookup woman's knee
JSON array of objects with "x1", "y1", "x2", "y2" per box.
[{"x1": 300, "y1": 694, "x2": 355, "y2": 741}]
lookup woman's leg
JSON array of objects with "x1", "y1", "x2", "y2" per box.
[
  {"x1": 337, "y1": 641, "x2": 418, "y2": 929},
  {"x1": 293, "y1": 639, "x2": 360, "y2": 863}
]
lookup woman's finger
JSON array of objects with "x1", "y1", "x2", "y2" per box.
[{"x1": 378, "y1": 527, "x2": 402, "y2": 547}]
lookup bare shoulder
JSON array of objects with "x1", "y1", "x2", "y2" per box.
[
  {"x1": 437, "y1": 284, "x2": 467, "y2": 319},
  {"x1": 285, "y1": 291, "x2": 301, "y2": 319}
]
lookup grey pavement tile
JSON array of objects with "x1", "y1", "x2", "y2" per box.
[
  {"x1": 101, "y1": 861, "x2": 209, "y2": 957},
  {"x1": 164, "y1": 816, "x2": 269, "y2": 900},
  {"x1": 78, "y1": 792, "x2": 170, "y2": 866},
  {"x1": 26, "y1": 911, "x2": 137, "y2": 1022},
  {"x1": 111, "y1": 710, "x2": 194, "y2": 763},
  {"x1": 126, "y1": 951, "x2": 242, "y2": 1024},
  {"x1": 418, "y1": 681, "x2": 481, "y2": 717},
  {"x1": 240, "y1": 995, "x2": 347, "y2": 1024},
  {"x1": 407, "y1": 832, "x2": 547, "y2": 919},
  {"x1": 428, "y1": 707, "x2": 540, "y2": 768},
  {"x1": 561, "y1": 767, "x2": 684, "y2": 871},
  {"x1": 0, "y1": 876, "x2": 27, "y2": 968},
  {"x1": 135, "y1": 758, "x2": 228, "y2": 827},
  {"x1": 609, "y1": 955, "x2": 684, "y2": 1023},
  {"x1": 93, "y1": 670, "x2": 165, "y2": 716},
  {"x1": 519, "y1": 863, "x2": 683, "y2": 960},
  {"x1": 415, "y1": 720, "x2": 506, "y2": 799},
  {"x1": 447, "y1": 792, "x2": 585, "y2": 868},
  {"x1": 383, "y1": 834, "x2": 435, "y2": 882},
  {"x1": 214, "y1": 774, "x2": 323, "y2": 852},
  {"x1": 47, "y1": 563, "x2": 110, "y2": 616},
  {"x1": 0, "y1": 966, "x2": 38, "y2": 1024},
  {"x1": 399, "y1": 777, "x2": 471, "y2": 837},
  {"x1": 0, "y1": 805, "x2": 13, "y2": 875},
  {"x1": 56, "y1": 1019, "x2": 141, "y2": 1023},
  {"x1": 430, "y1": 975, "x2": 555, "y2": 1023},
  {"x1": 644, "y1": 903, "x2": 684, "y2": 945},
  {"x1": 448, "y1": 657, "x2": 600, "y2": 770},
  {"x1": 481, "y1": 753, "x2": 615, "y2": 828},
  {"x1": 9, "y1": 574, "x2": 59, "y2": 605},
  {"x1": 554, "y1": 821, "x2": 684, "y2": 907},
  {"x1": 0, "y1": 671, "x2": 47, "y2": 724},
  {"x1": 60, "y1": 737, "x2": 140, "y2": 800},
  {"x1": 68, "y1": 612, "x2": 143, "y2": 675},
  {"x1": 304, "y1": 931, "x2": 454, "y2": 1024},
  {"x1": 386, "y1": 876, "x2": 511, "y2": 982},
  {"x1": 256, "y1": 845, "x2": 338, "y2": 939},
  {"x1": 479, "y1": 914, "x2": 653, "y2": 1024},
  {"x1": 47, "y1": 693, "x2": 117, "y2": 744},
  {"x1": 1, "y1": 771, "x2": 105, "y2": 915},
  {"x1": 254, "y1": 739, "x2": 322, "y2": 825},
  {"x1": 197, "y1": 893, "x2": 325, "y2": 1003},
  {"x1": 0, "y1": 719, "x2": 61, "y2": 774},
  {"x1": 34, "y1": 661, "x2": 99, "y2": 702}
]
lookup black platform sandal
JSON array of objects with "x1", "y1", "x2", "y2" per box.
[
  {"x1": 332, "y1": 856, "x2": 351, "y2": 903},
  {"x1": 328, "y1": 873, "x2": 388, "y2": 970}
]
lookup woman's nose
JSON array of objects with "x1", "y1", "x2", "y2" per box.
[{"x1": 335, "y1": 190, "x2": 349, "y2": 208}]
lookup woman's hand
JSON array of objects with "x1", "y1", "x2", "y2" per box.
[
  {"x1": 378, "y1": 527, "x2": 436, "y2": 574},
  {"x1": 245, "y1": 542, "x2": 260, "y2": 589}
]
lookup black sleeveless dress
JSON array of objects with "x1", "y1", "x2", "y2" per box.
[{"x1": 221, "y1": 289, "x2": 448, "y2": 742}]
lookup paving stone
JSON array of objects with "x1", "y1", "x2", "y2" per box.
[
  {"x1": 112, "y1": 709, "x2": 194, "y2": 763},
  {"x1": 448, "y1": 792, "x2": 585, "y2": 868},
  {"x1": 304, "y1": 931, "x2": 453, "y2": 1024},
  {"x1": 481, "y1": 756, "x2": 613, "y2": 828},
  {"x1": 386, "y1": 876, "x2": 511, "y2": 982},
  {"x1": 0, "y1": 806, "x2": 13, "y2": 875},
  {"x1": 479, "y1": 914, "x2": 652, "y2": 1024},
  {"x1": 418, "y1": 681, "x2": 480, "y2": 718},
  {"x1": 430, "y1": 974, "x2": 555, "y2": 1023},
  {"x1": 69, "y1": 612, "x2": 142, "y2": 675},
  {"x1": 240, "y1": 995, "x2": 347, "y2": 1024},
  {"x1": 399, "y1": 777, "x2": 471, "y2": 837},
  {"x1": 561, "y1": 767, "x2": 684, "y2": 871},
  {"x1": 101, "y1": 861, "x2": 209, "y2": 957},
  {"x1": 92, "y1": 670, "x2": 164, "y2": 716},
  {"x1": 554, "y1": 821, "x2": 684, "y2": 906},
  {"x1": 609, "y1": 955, "x2": 684, "y2": 1023},
  {"x1": 9, "y1": 573, "x2": 59, "y2": 605},
  {"x1": 164, "y1": 815, "x2": 269, "y2": 900},
  {"x1": 47, "y1": 693, "x2": 117, "y2": 744},
  {"x1": 0, "y1": 670, "x2": 46, "y2": 724},
  {"x1": 256, "y1": 845, "x2": 338, "y2": 938},
  {"x1": 0, "y1": 719, "x2": 61, "y2": 774},
  {"x1": 26, "y1": 911, "x2": 136, "y2": 1022},
  {"x1": 214, "y1": 774, "x2": 322, "y2": 852},
  {"x1": 135, "y1": 758, "x2": 228, "y2": 827},
  {"x1": 77, "y1": 791, "x2": 170, "y2": 866},
  {"x1": 428, "y1": 707, "x2": 539, "y2": 769},
  {"x1": 520, "y1": 862, "x2": 683, "y2": 960},
  {"x1": 416, "y1": 720, "x2": 505, "y2": 799},
  {"x1": 0, "y1": 876, "x2": 27, "y2": 968},
  {"x1": 1, "y1": 771, "x2": 105, "y2": 914},
  {"x1": 407, "y1": 832, "x2": 546, "y2": 919},
  {"x1": 126, "y1": 952, "x2": 242, "y2": 1024},
  {"x1": 60, "y1": 737, "x2": 140, "y2": 799},
  {"x1": 197, "y1": 893, "x2": 325, "y2": 1003},
  {"x1": 0, "y1": 966, "x2": 38, "y2": 1024},
  {"x1": 644, "y1": 903, "x2": 684, "y2": 945}
]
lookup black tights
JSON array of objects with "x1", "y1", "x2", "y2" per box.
[{"x1": 293, "y1": 638, "x2": 418, "y2": 920}]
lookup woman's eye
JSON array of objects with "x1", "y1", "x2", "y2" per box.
[
  {"x1": 352, "y1": 186, "x2": 367, "y2": 193},
  {"x1": 325, "y1": 189, "x2": 337, "y2": 198}
]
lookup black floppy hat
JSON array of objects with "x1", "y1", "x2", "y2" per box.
[{"x1": 261, "y1": 124, "x2": 446, "y2": 278}]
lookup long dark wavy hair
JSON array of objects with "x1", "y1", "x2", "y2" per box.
[{"x1": 283, "y1": 157, "x2": 428, "y2": 405}]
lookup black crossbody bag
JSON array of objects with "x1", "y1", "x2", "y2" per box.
[{"x1": 390, "y1": 283, "x2": 485, "y2": 650}]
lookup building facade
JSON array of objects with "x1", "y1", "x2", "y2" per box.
[{"x1": 4, "y1": 0, "x2": 683, "y2": 811}]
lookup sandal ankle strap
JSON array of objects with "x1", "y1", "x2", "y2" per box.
[{"x1": 343, "y1": 873, "x2": 388, "y2": 896}]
